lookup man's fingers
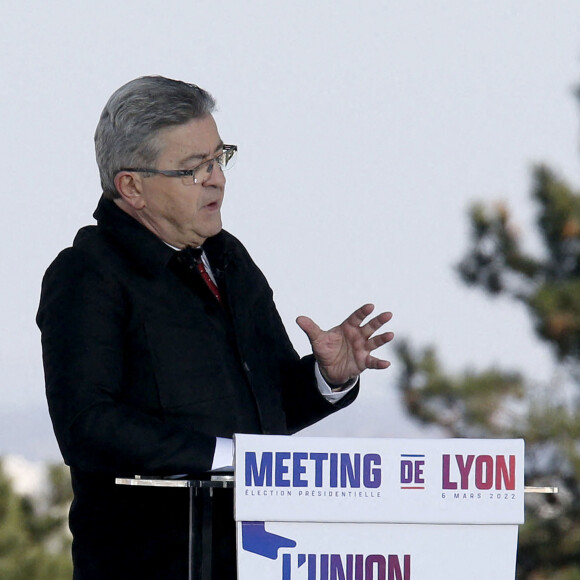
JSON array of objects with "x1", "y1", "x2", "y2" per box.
[
  {"x1": 361, "y1": 311, "x2": 393, "y2": 339},
  {"x1": 365, "y1": 355, "x2": 391, "y2": 370},
  {"x1": 367, "y1": 331, "x2": 395, "y2": 351},
  {"x1": 346, "y1": 305, "x2": 393, "y2": 332},
  {"x1": 345, "y1": 304, "x2": 376, "y2": 327}
]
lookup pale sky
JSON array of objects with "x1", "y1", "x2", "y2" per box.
[{"x1": 1, "y1": 1, "x2": 579, "y2": 460}]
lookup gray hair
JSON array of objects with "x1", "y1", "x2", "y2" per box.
[{"x1": 95, "y1": 76, "x2": 216, "y2": 199}]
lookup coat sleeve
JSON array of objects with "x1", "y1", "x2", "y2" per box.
[
  {"x1": 37, "y1": 248, "x2": 216, "y2": 476},
  {"x1": 272, "y1": 314, "x2": 359, "y2": 434},
  {"x1": 247, "y1": 266, "x2": 359, "y2": 434}
]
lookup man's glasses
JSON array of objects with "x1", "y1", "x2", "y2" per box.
[{"x1": 120, "y1": 144, "x2": 237, "y2": 186}]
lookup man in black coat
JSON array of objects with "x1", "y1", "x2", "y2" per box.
[{"x1": 36, "y1": 76, "x2": 394, "y2": 579}]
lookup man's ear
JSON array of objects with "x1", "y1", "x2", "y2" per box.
[{"x1": 114, "y1": 171, "x2": 146, "y2": 210}]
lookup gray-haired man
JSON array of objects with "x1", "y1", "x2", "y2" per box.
[{"x1": 37, "y1": 76, "x2": 393, "y2": 579}]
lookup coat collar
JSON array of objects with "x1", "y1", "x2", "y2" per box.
[{"x1": 91, "y1": 196, "x2": 234, "y2": 278}]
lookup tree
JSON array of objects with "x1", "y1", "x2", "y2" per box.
[
  {"x1": 0, "y1": 460, "x2": 73, "y2": 580},
  {"x1": 397, "y1": 90, "x2": 580, "y2": 579}
]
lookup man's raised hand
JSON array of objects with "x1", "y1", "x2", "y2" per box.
[{"x1": 296, "y1": 304, "x2": 394, "y2": 387}]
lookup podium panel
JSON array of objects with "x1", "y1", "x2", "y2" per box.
[
  {"x1": 236, "y1": 521, "x2": 518, "y2": 580},
  {"x1": 234, "y1": 435, "x2": 525, "y2": 580}
]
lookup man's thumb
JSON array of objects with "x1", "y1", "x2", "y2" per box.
[{"x1": 296, "y1": 316, "x2": 321, "y2": 342}]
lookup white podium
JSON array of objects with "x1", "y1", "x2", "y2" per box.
[{"x1": 234, "y1": 435, "x2": 528, "y2": 580}]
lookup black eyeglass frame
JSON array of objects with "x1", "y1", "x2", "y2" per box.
[{"x1": 119, "y1": 144, "x2": 237, "y2": 184}]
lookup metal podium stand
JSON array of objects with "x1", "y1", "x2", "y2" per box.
[{"x1": 115, "y1": 474, "x2": 234, "y2": 580}]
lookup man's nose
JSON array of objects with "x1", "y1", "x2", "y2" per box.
[{"x1": 203, "y1": 163, "x2": 226, "y2": 187}]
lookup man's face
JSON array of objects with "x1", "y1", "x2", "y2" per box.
[{"x1": 128, "y1": 114, "x2": 226, "y2": 248}]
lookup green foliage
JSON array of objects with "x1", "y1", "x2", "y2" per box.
[
  {"x1": 457, "y1": 165, "x2": 580, "y2": 362},
  {"x1": 0, "y1": 460, "x2": 72, "y2": 580},
  {"x1": 529, "y1": 280, "x2": 580, "y2": 359},
  {"x1": 397, "y1": 84, "x2": 580, "y2": 578},
  {"x1": 398, "y1": 339, "x2": 580, "y2": 577},
  {"x1": 397, "y1": 340, "x2": 525, "y2": 437}
]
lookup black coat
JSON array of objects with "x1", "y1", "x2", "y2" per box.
[{"x1": 37, "y1": 197, "x2": 357, "y2": 579}]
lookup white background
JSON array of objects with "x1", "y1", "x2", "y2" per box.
[{"x1": 1, "y1": 1, "x2": 579, "y2": 460}]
